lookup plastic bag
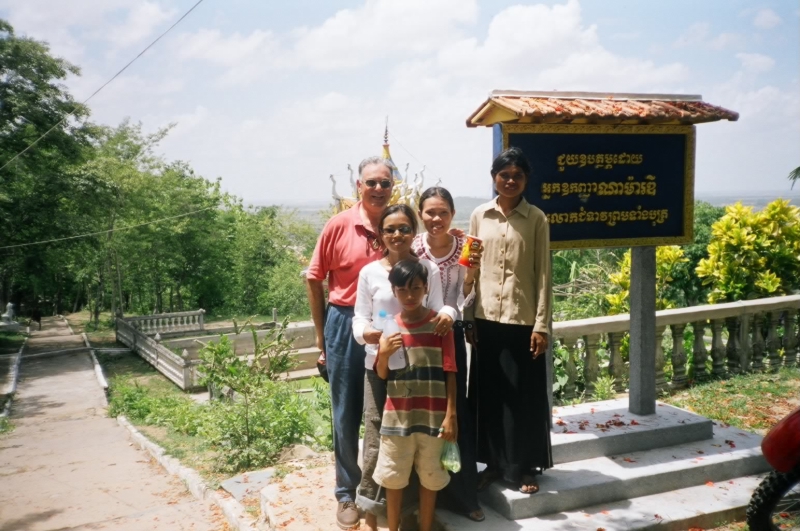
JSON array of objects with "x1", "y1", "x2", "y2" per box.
[{"x1": 441, "y1": 440, "x2": 461, "y2": 473}]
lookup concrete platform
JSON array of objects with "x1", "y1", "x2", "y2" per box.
[
  {"x1": 482, "y1": 422, "x2": 768, "y2": 520},
  {"x1": 439, "y1": 473, "x2": 765, "y2": 530},
  {"x1": 551, "y1": 399, "x2": 714, "y2": 464}
]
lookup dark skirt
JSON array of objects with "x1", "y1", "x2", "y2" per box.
[
  {"x1": 475, "y1": 318, "x2": 553, "y2": 484},
  {"x1": 438, "y1": 325, "x2": 480, "y2": 514}
]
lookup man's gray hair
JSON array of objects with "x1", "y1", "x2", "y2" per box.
[{"x1": 358, "y1": 156, "x2": 393, "y2": 178}]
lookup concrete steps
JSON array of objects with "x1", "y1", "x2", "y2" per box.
[
  {"x1": 438, "y1": 472, "x2": 765, "y2": 531},
  {"x1": 471, "y1": 399, "x2": 769, "y2": 524},
  {"x1": 550, "y1": 400, "x2": 713, "y2": 464},
  {"x1": 483, "y1": 422, "x2": 767, "y2": 520}
]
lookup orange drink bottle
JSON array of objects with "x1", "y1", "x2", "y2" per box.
[{"x1": 458, "y1": 236, "x2": 482, "y2": 267}]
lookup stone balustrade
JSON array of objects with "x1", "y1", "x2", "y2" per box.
[
  {"x1": 124, "y1": 309, "x2": 205, "y2": 336},
  {"x1": 117, "y1": 319, "x2": 202, "y2": 390},
  {"x1": 554, "y1": 294, "x2": 800, "y2": 401}
]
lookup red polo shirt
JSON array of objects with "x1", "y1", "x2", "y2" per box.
[{"x1": 307, "y1": 202, "x2": 383, "y2": 307}]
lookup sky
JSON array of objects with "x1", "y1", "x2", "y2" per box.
[{"x1": 1, "y1": 0, "x2": 798, "y2": 205}]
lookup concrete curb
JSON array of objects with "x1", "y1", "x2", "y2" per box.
[
  {"x1": 116, "y1": 415, "x2": 258, "y2": 530},
  {"x1": 8, "y1": 347, "x2": 88, "y2": 360},
  {"x1": 63, "y1": 315, "x2": 76, "y2": 335},
  {"x1": 258, "y1": 483, "x2": 281, "y2": 531},
  {"x1": 1, "y1": 338, "x2": 28, "y2": 419}
]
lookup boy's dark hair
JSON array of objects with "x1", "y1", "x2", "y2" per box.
[
  {"x1": 388, "y1": 259, "x2": 428, "y2": 289},
  {"x1": 491, "y1": 146, "x2": 532, "y2": 177}
]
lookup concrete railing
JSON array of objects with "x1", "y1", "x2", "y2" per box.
[
  {"x1": 117, "y1": 319, "x2": 203, "y2": 390},
  {"x1": 125, "y1": 310, "x2": 205, "y2": 336},
  {"x1": 553, "y1": 294, "x2": 800, "y2": 399}
]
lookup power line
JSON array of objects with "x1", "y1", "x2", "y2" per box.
[
  {"x1": 386, "y1": 130, "x2": 439, "y2": 182},
  {"x1": 0, "y1": 0, "x2": 206, "y2": 174},
  {"x1": 0, "y1": 207, "x2": 214, "y2": 251}
]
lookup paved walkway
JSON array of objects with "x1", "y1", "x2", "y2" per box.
[{"x1": 0, "y1": 318, "x2": 227, "y2": 531}]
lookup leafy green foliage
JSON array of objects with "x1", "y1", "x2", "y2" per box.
[
  {"x1": 697, "y1": 200, "x2": 800, "y2": 303},
  {"x1": 606, "y1": 246, "x2": 688, "y2": 315},
  {"x1": 590, "y1": 376, "x2": 617, "y2": 401}
]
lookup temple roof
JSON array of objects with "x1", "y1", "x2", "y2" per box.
[{"x1": 466, "y1": 90, "x2": 739, "y2": 127}]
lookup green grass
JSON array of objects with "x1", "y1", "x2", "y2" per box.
[
  {"x1": 0, "y1": 332, "x2": 25, "y2": 352},
  {"x1": 0, "y1": 415, "x2": 12, "y2": 435},
  {"x1": 664, "y1": 367, "x2": 800, "y2": 434}
]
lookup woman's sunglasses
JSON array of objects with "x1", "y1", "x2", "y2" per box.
[
  {"x1": 364, "y1": 179, "x2": 392, "y2": 189},
  {"x1": 380, "y1": 225, "x2": 413, "y2": 235}
]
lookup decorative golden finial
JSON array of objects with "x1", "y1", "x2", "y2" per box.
[{"x1": 384, "y1": 116, "x2": 389, "y2": 146}]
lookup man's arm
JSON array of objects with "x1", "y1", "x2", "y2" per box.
[{"x1": 306, "y1": 278, "x2": 326, "y2": 354}]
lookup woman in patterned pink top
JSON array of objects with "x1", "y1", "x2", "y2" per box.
[{"x1": 412, "y1": 186, "x2": 484, "y2": 523}]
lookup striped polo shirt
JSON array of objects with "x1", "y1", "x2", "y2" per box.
[{"x1": 380, "y1": 310, "x2": 457, "y2": 438}]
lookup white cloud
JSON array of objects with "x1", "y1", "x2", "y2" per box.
[
  {"x1": 673, "y1": 23, "x2": 742, "y2": 50},
  {"x1": 0, "y1": 0, "x2": 176, "y2": 59},
  {"x1": 290, "y1": 0, "x2": 478, "y2": 70},
  {"x1": 709, "y1": 32, "x2": 743, "y2": 50},
  {"x1": 673, "y1": 22, "x2": 709, "y2": 48},
  {"x1": 105, "y1": 1, "x2": 176, "y2": 48},
  {"x1": 736, "y1": 52, "x2": 775, "y2": 73},
  {"x1": 753, "y1": 8, "x2": 782, "y2": 29}
]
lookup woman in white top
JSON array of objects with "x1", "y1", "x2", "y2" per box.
[
  {"x1": 352, "y1": 203, "x2": 456, "y2": 529},
  {"x1": 412, "y1": 186, "x2": 484, "y2": 523}
]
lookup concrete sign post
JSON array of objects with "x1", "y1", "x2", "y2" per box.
[{"x1": 629, "y1": 246, "x2": 657, "y2": 415}]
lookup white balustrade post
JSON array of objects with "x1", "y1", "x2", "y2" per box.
[
  {"x1": 766, "y1": 312, "x2": 782, "y2": 372},
  {"x1": 740, "y1": 314, "x2": 753, "y2": 373},
  {"x1": 655, "y1": 326, "x2": 668, "y2": 394},
  {"x1": 725, "y1": 316, "x2": 741, "y2": 375},
  {"x1": 562, "y1": 336, "x2": 579, "y2": 401},
  {"x1": 583, "y1": 334, "x2": 600, "y2": 397},
  {"x1": 783, "y1": 309, "x2": 798, "y2": 368},
  {"x1": 670, "y1": 323, "x2": 688, "y2": 390},
  {"x1": 199, "y1": 309, "x2": 205, "y2": 331},
  {"x1": 751, "y1": 314, "x2": 766, "y2": 371},
  {"x1": 711, "y1": 319, "x2": 726, "y2": 378},
  {"x1": 691, "y1": 321, "x2": 709, "y2": 381},
  {"x1": 607, "y1": 332, "x2": 625, "y2": 392}
]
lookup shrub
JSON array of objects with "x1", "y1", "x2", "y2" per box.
[{"x1": 697, "y1": 199, "x2": 800, "y2": 303}]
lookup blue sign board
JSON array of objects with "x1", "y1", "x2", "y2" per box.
[{"x1": 495, "y1": 124, "x2": 695, "y2": 249}]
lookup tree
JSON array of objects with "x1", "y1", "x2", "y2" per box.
[
  {"x1": 670, "y1": 201, "x2": 726, "y2": 306},
  {"x1": 0, "y1": 19, "x2": 97, "y2": 310},
  {"x1": 696, "y1": 200, "x2": 800, "y2": 303},
  {"x1": 789, "y1": 166, "x2": 800, "y2": 190},
  {"x1": 606, "y1": 246, "x2": 688, "y2": 315}
]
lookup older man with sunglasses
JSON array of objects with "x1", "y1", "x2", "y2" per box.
[{"x1": 306, "y1": 156, "x2": 394, "y2": 529}]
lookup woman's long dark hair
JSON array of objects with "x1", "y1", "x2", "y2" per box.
[
  {"x1": 418, "y1": 186, "x2": 455, "y2": 213},
  {"x1": 378, "y1": 203, "x2": 418, "y2": 256},
  {"x1": 491, "y1": 146, "x2": 532, "y2": 177}
]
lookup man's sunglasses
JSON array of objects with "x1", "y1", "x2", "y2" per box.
[
  {"x1": 364, "y1": 179, "x2": 392, "y2": 189},
  {"x1": 380, "y1": 225, "x2": 413, "y2": 235}
]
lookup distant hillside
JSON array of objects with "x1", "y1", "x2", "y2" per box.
[{"x1": 266, "y1": 190, "x2": 800, "y2": 233}]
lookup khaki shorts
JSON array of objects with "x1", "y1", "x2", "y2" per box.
[{"x1": 373, "y1": 433, "x2": 450, "y2": 491}]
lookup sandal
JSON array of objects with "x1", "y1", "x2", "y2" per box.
[
  {"x1": 466, "y1": 509, "x2": 485, "y2": 522},
  {"x1": 476, "y1": 468, "x2": 500, "y2": 492},
  {"x1": 519, "y1": 474, "x2": 539, "y2": 494}
]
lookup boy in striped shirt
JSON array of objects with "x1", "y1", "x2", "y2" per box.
[{"x1": 374, "y1": 259, "x2": 458, "y2": 531}]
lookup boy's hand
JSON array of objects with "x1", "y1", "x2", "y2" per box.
[
  {"x1": 439, "y1": 415, "x2": 458, "y2": 443},
  {"x1": 378, "y1": 332, "x2": 403, "y2": 358}
]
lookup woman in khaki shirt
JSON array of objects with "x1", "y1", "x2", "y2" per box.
[{"x1": 467, "y1": 147, "x2": 553, "y2": 495}]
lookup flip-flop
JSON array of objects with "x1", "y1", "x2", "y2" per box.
[
  {"x1": 519, "y1": 475, "x2": 539, "y2": 494},
  {"x1": 466, "y1": 509, "x2": 486, "y2": 522}
]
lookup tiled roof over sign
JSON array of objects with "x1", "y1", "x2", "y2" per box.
[{"x1": 466, "y1": 90, "x2": 739, "y2": 127}]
